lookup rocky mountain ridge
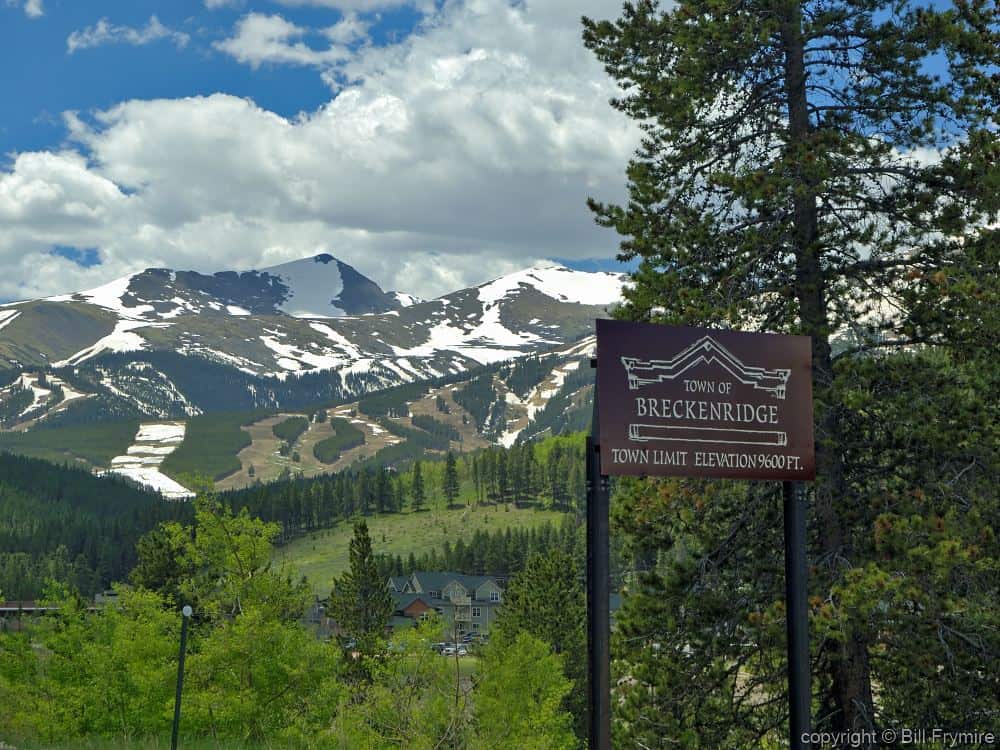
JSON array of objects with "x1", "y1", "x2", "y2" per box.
[{"x1": 0, "y1": 255, "x2": 623, "y2": 432}]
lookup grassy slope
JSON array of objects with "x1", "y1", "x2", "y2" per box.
[
  {"x1": 0, "y1": 420, "x2": 139, "y2": 469},
  {"x1": 273, "y1": 504, "x2": 571, "y2": 596}
]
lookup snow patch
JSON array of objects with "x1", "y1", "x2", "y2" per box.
[
  {"x1": 476, "y1": 265, "x2": 625, "y2": 306},
  {"x1": 106, "y1": 421, "x2": 194, "y2": 500},
  {"x1": 391, "y1": 291, "x2": 423, "y2": 308},
  {"x1": 53, "y1": 319, "x2": 168, "y2": 367},
  {"x1": 0, "y1": 310, "x2": 21, "y2": 331},
  {"x1": 265, "y1": 256, "x2": 346, "y2": 318},
  {"x1": 49, "y1": 272, "x2": 155, "y2": 318}
]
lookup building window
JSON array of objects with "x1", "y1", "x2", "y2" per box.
[
  {"x1": 429, "y1": 590, "x2": 440, "y2": 599},
  {"x1": 472, "y1": 607, "x2": 482, "y2": 618},
  {"x1": 472, "y1": 623, "x2": 480, "y2": 631},
  {"x1": 490, "y1": 591, "x2": 500, "y2": 602}
]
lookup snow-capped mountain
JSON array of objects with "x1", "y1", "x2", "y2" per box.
[
  {"x1": 0, "y1": 256, "x2": 625, "y2": 427},
  {"x1": 44, "y1": 253, "x2": 401, "y2": 321}
]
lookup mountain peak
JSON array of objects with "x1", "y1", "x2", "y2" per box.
[{"x1": 475, "y1": 264, "x2": 626, "y2": 306}]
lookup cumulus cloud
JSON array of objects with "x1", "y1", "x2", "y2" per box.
[
  {"x1": 214, "y1": 12, "x2": 356, "y2": 68},
  {"x1": 204, "y1": 0, "x2": 244, "y2": 8},
  {"x1": 2, "y1": 0, "x2": 639, "y2": 302},
  {"x1": 66, "y1": 15, "x2": 191, "y2": 54}
]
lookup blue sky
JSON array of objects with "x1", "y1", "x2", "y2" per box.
[
  {"x1": 0, "y1": 0, "x2": 640, "y2": 301},
  {"x1": 0, "y1": 1, "x2": 422, "y2": 153}
]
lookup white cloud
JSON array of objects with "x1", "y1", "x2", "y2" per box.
[
  {"x1": 2, "y1": 0, "x2": 639, "y2": 302},
  {"x1": 214, "y1": 13, "x2": 354, "y2": 68},
  {"x1": 66, "y1": 15, "x2": 190, "y2": 54},
  {"x1": 204, "y1": 0, "x2": 243, "y2": 8},
  {"x1": 324, "y1": 13, "x2": 369, "y2": 45},
  {"x1": 5, "y1": 0, "x2": 43, "y2": 18},
  {"x1": 274, "y1": 0, "x2": 424, "y2": 11}
]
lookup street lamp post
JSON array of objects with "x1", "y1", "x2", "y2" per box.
[{"x1": 171, "y1": 605, "x2": 193, "y2": 750}]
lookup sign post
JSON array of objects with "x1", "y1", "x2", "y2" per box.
[
  {"x1": 784, "y1": 480, "x2": 810, "y2": 749},
  {"x1": 586, "y1": 384, "x2": 612, "y2": 750},
  {"x1": 591, "y1": 319, "x2": 816, "y2": 749}
]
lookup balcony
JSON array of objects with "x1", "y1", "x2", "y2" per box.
[{"x1": 450, "y1": 594, "x2": 471, "y2": 606}]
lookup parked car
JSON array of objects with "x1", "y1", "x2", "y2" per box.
[{"x1": 442, "y1": 645, "x2": 468, "y2": 656}]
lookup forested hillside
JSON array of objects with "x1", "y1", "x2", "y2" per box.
[
  {"x1": 0, "y1": 429, "x2": 588, "y2": 602},
  {"x1": 223, "y1": 432, "x2": 586, "y2": 541},
  {"x1": 0, "y1": 453, "x2": 192, "y2": 599},
  {"x1": 375, "y1": 516, "x2": 583, "y2": 578}
]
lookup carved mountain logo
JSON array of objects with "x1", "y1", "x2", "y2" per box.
[{"x1": 620, "y1": 335, "x2": 791, "y2": 399}]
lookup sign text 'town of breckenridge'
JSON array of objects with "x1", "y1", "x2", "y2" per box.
[{"x1": 595, "y1": 319, "x2": 816, "y2": 481}]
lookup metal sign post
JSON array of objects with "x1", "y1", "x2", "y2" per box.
[
  {"x1": 784, "y1": 481, "x2": 811, "y2": 749},
  {"x1": 586, "y1": 380, "x2": 612, "y2": 750},
  {"x1": 592, "y1": 319, "x2": 817, "y2": 749}
]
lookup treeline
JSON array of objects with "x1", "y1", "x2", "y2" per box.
[
  {"x1": 376, "y1": 517, "x2": 582, "y2": 579},
  {"x1": 0, "y1": 430, "x2": 589, "y2": 598},
  {"x1": 160, "y1": 411, "x2": 264, "y2": 481},
  {"x1": 312, "y1": 417, "x2": 365, "y2": 464},
  {"x1": 220, "y1": 433, "x2": 588, "y2": 543},
  {"x1": 499, "y1": 354, "x2": 552, "y2": 398},
  {"x1": 410, "y1": 413, "x2": 460, "y2": 443},
  {"x1": 357, "y1": 381, "x2": 427, "y2": 418},
  {"x1": 0, "y1": 385, "x2": 33, "y2": 427},
  {"x1": 0, "y1": 453, "x2": 192, "y2": 599},
  {"x1": 378, "y1": 417, "x2": 451, "y2": 451},
  {"x1": 469, "y1": 438, "x2": 586, "y2": 510},
  {"x1": 452, "y1": 373, "x2": 499, "y2": 432},
  {"x1": 223, "y1": 466, "x2": 405, "y2": 541},
  {"x1": 520, "y1": 362, "x2": 593, "y2": 441},
  {"x1": 50, "y1": 351, "x2": 361, "y2": 420},
  {"x1": 272, "y1": 415, "x2": 309, "y2": 444}
]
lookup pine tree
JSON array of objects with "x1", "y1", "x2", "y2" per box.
[
  {"x1": 496, "y1": 451, "x2": 509, "y2": 505},
  {"x1": 583, "y1": 1, "x2": 998, "y2": 745},
  {"x1": 443, "y1": 451, "x2": 460, "y2": 506},
  {"x1": 329, "y1": 520, "x2": 392, "y2": 647},
  {"x1": 410, "y1": 460, "x2": 426, "y2": 513},
  {"x1": 493, "y1": 549, "x2": 588, "y2": 739}
]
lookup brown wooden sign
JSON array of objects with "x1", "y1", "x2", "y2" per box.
[{"x1": 595, "y1": 319, "x2": 815, "y2": 480}]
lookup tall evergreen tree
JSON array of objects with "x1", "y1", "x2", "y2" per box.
[
  {"x1": 410, "y1": 460, "x2": 426, "y2": 512},
  {"x1": 443, "y1": 451, "x2": 460, "y2": 506},
  {"x1": 329, "y1": 520, "x2": 392, "y2": 647},
  {"x1": 493, "y1": 549, "x2": 588, "y2": 740},
  {"x1": 584, "y1": 1, "x2": 998, "y2": 746}
]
